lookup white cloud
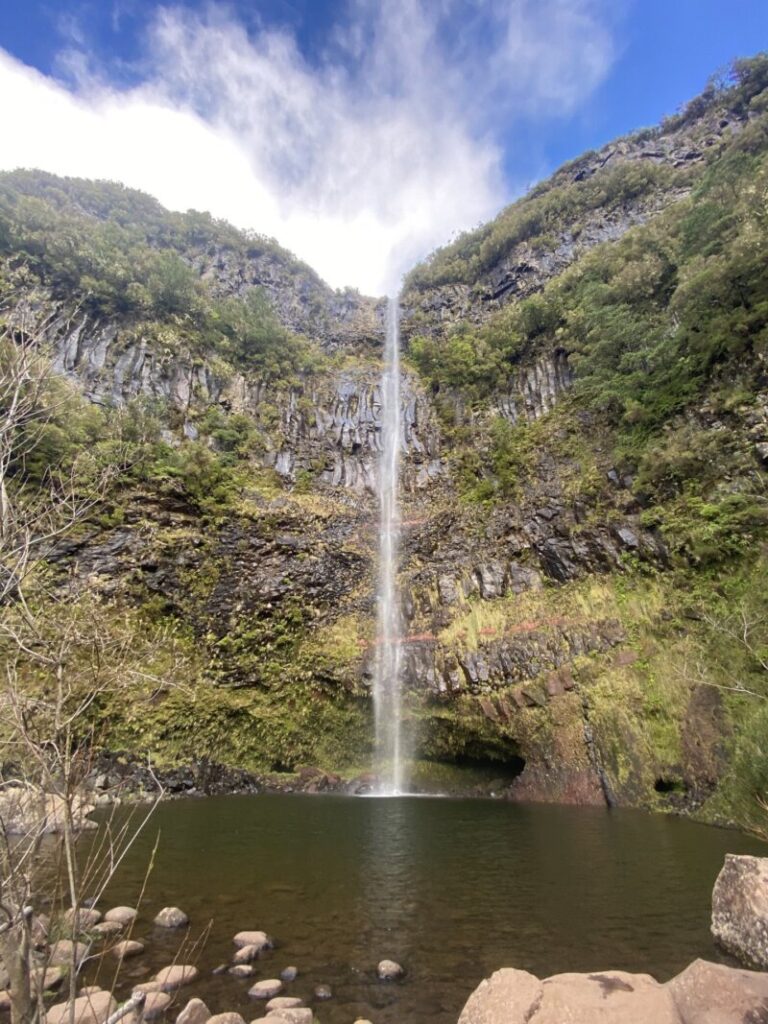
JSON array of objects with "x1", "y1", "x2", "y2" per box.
[{"x1": 0, "y1": 1, "x2": 618, "y2": 294}]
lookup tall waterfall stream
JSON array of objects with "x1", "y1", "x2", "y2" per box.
[{"x1": 373, "y1": 295, "x2": 405, "y2": 793}]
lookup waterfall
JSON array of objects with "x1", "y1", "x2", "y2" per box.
[{"x1": 374, "y1": 295, "x2": 405, "y2": 795}]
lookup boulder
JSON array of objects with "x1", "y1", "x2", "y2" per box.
[
  {"x1": 377, "y1": 958, "x2": 404, "y2": 980},
  {"x1": 93, "y1": 921, "x2": 124, "y2": 938},
  {"x1": 711, "y1": 854, "x2": 768, "y2": 968},
  {"x1": 49, "y1": 939, "x2": 89, "y2": 968},
  {"x1": 0, "y1": 992, "x2": 10, "y2": 1012},
  {"x1": 154, "y1": 908, "x2": 189, "y2": 929},
  {"x1": 143, "y1": 992, "x2": 173, "y2": 1021},
  {"x1": 104, "y1": 907, "x2": 138, "y2": 927},
  {"x1": 458, "y1": 960, "x2": 768, "y2": 1023},
  {"x1": 63, "y1": 908, "x2": 102, "y2": 932},
  {"x1": 207, "y1": 1015, "x2": 247, "y2": 1024},
  {"x1": 46, "y1": 991, "x2": 117, "y2": 1024},
  {"x1": 0, "y1": 787, "x2": 96, "y2": 835},
  {"x1": 132, "y1": 982, "x2": 165, "y2": 995},
  {"x1": 248, "y1": 980, "x2": 283, "y2": 1000},
  {"x1": 175, "y1": 998, "x2": 211, "y2": 1024},
  {"x1": 112, "y1": 940, "x2": 145, "y2": 959},
  {"x1": 533, "y1": 971, "x2": 679, "y2": 1024},
  {"x1": 31, "y1": 966, "x2": 65, "y2": 991},
  {"x1": 233, "y1": 931, "x2": 271, "y2": 950},
  {"x1": 458, "y1": 968, "x2": 543, "y2": 1023},
  {"x1": 154, "y1": 966, "x2": 199, "y2": 991},
  {"x1": 667, "y1": 957, "x2": 768, "y2": 1023},
  {"x1": 31, "y1": 914, "x2": 51, "y2": 945}
]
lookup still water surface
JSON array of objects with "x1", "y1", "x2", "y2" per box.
[{"x1": 89, "y1": 794, "x2": 765, "y2": 1023}]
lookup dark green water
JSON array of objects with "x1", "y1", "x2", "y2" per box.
[{"x1": 87, "y1": 794, "x2": 765, "y2": 1023}]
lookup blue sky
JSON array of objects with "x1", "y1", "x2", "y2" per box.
[{"x1": 0, "y1": 1, "x2": 766, "y2": 292}]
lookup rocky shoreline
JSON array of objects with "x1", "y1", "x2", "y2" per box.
[
  {"x1": 83, "y1": 752, "x2": 532, "y2": 804},
  {"x1": 86, "y1": 753, "x2": 374, "y2": 802}
]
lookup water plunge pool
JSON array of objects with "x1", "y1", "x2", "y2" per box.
[{"x1": 90, "y1": 793, "x2": 765, "y2": 1023}]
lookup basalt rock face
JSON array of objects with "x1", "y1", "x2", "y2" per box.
[
  {"x1": 266, "y1": 370, "x2": 443, "y2": 493},
  {"x1": 401, "y1": 197, "x2": 678, "y2": 341},
  {"x1": 400, "y1": 98, "x2": 751, "y2": 341},
  {"x1": 494, "y1": 350, "x2": 572, "y2": 424},
  {"x1": 33, "y1": 299, "x2": 440, "y2": 494},
  {"x1": 188, "y1": 243, "x2": 381, "y2": 350},
  {"x1": 46, "y1": 307, "x2": 225, "y2": 410}
]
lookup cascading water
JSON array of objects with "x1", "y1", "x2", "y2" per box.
[{"x1": 373, "y1": 295, "x2": 405, "y2": 795}]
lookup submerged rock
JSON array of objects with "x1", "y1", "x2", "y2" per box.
[
  {"x1": 279, "y1": 967, "x2": 298, "y2": 982},
  {"x1": 265, "y1": 997, "x2": 303, "y2": 1010},
  {"x1": 155, "y1": 965, "x2": 199, "y2": 991},
  {"x1": 154, "y1": 907, "x2": 189, "y2": 928},
  {"x1": 248, "y1": 980, "x2": 283, "y2": 1000},
  {"x1": 104, "y1": 906, "x2": 138, "y2": 926},
  {"x1": 111, "y1": 939, "x2": 144, "y2": 958},
  {"x1": 133, "y1": 982, "x2": 165, "y2": 995},
  {"x1": 711, "y1": 854, "x2": 768, "y2": 968},
  {"x1": 377, "y1": 958, "x2": 404, "y2": 980},
  {"x1": 93, "y1": 921, "x2": 124, "y2": 938},
  {"x1": 313, "y1": 984, "x2": 332, "y2": 1001},
  {"x1": 233, "y1": 931, "x2": 272, "y2": 950},
  {"x1": 263, "y1": 1011, "x2": 312, "y2": 1024},
  {"x1": 233, "y1": 943, "x2": 266, "y2": 964}
]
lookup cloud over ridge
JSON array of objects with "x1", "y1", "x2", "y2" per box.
[{"x1": 1, "y1": 1, "x2": 618, "y2": 293}]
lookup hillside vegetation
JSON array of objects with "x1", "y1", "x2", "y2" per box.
[{"x1": 399, "y1": 55, "x2": 768, "y2": 829}]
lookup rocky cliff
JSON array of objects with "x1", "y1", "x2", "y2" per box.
[{"x1": 3, "y1": 56, "x2": 768, "y2": 829}]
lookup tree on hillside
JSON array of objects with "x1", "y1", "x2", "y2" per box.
[{"x1": 0, "y1": 309, "x2": 186, "y2": 1024}]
